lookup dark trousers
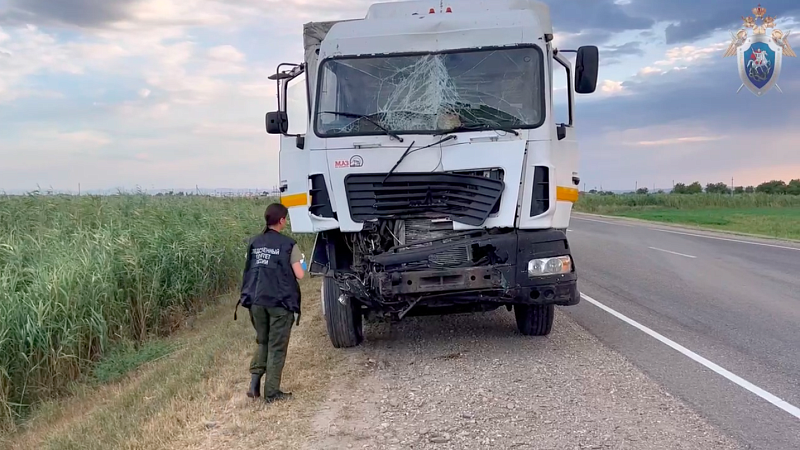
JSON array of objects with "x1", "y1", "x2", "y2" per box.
[{"x1": 249, "y1": 305, "x2": 293, "y2": 396}]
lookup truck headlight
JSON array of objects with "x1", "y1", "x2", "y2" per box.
[{"x1": 527, "y1": 256, "x2": 572, "y2": 277}]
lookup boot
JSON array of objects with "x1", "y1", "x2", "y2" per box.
[
  {"x1": 247, "y1": 374, "x2": 262, "y2": 399},
  {"x1": 264, "y1": 390, "x2": 293, "y2": 404}
]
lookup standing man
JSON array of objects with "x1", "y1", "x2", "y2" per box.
[{"x1": 238, "y1": 203, "x2": 305, "y2": 403}]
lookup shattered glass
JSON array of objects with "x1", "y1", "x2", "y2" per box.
[{"x1": 315, "y1": 46, "x2": 544, "y2": 136}]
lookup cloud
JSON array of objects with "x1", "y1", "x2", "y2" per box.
[
  {"x1": 554, "y1": 29, "x2": 615, "y2": 49},
  {"x1": 599, "y1": 80, "x2": 625, "y2": 95},
  {"x1": 625, "y1": 136, "x2": 725, "y2": 146},
  {"x1": 622, "y1": 1, "x2": 800, "y2": 44},
  {"x1": 602, "y1": 41, "x2": 645, "y2": 58},
  {"x1": 1, "y1": 0, "x2": 243, "y2": 31},
  {"x1": 1, "y1": 0, "x2": 800, "y2": 193},
  {"x1": 623, "y1": 41, "x2": 729, "y2": 82},
  {"x1": 207, "y1": 44, "x2": 244, "y2": 62},
  {"x1": 545, "y1": 0, "x2": 653, "y2": 33},
  {"x1": 575, "y1": 36, "x2": 800, "y2": 189},
  {"x1": 2, "y1": 0, "x2": 138, "y2": 28},
  {"x1": 59, "y1": 130, "x2": 112, "y2": 147}
]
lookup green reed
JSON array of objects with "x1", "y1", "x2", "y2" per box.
[{"x1": 0, "y1": 194, "x2": 314, "y2": 430}]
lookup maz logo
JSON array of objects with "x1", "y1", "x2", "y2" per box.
[{"x1": 334, "y1": 155, "x2": 364, "y2": 168}]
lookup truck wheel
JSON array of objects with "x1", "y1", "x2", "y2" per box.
[
  {"x1": 322, "y1": 275, "x2": 364, "y2": 348},
  {"x1": 514, "y1": 304, "x2": 554, "y2": 336}
]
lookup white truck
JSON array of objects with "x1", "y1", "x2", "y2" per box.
[{"x1": 266, "y1": 0, "x2": 598, "y2": 348}]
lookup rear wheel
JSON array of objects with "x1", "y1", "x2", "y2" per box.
[
  {"x1": 322, "y1": 275, "x2": 364, "y2": 348},
  {"x1": 514, "y1": 304, "x2": 554, "y2": 336}
]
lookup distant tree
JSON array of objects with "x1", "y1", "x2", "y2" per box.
[
  {"x1": 671, "y1": 182, "x2": 702, "y2": 194},
  {"x1": 656, "y1": 189, "x2": 665, "y2": 194},
  {"x1": 755, "y1": 180, "x2": 787, "y2": 194},
  {"x1": 705, "y1": 182, "x2": 730, "y2": 194},
  {"x1": 786, "y1": 179, "x2": 800, "y2": 195},
  {"x1": 744, "y1": 185, "x2": 755, "y2": 193},
  {"x1": 600, "y1": 191, "x2": 615, "y2": 196},
  {"x1": 734, "y1": 186, "x2": 745, "y2": 194},
  {"x1": 588, "y1": 189, "x2": 598, "y2": 194},
  {"x1": 636, "y1": 187, "x2": 649, "y2": 194},
  {"x1": 686, "y1": 181, "x2": 703, "y2": 194}
]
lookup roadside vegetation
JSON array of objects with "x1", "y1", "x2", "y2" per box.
[
  {"x1": 0, "y1": 193, "x2": 314, "y2": 432},
  {"x1": 1, "y1": 280, "x2": 342, "y2": 450},
  {"x1": 575, "y1": 178, "x2": 800, "y2": 240}
]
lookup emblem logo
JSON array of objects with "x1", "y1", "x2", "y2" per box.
[
  {"x1": 349, "y1": 155, "x2": 364, "y2": 167},
  {"x1": 723, "y1": 4, "x2": 796, "y2": 96}
]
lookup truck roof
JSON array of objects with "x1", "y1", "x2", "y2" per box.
[
  {"x1": 365, "y1": 0, "x2": 552, "y2": 34},
  {"x1": 303, "y1": 0, "x2": 553, "y2": 53}
]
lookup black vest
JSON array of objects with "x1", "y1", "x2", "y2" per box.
[{"x1": 239, "y1": 230, "x2": 301, "y2": 313}]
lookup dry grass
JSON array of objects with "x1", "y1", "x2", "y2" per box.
[{"x1": 0, "y1": 278, "x2": 347, "y2": 450}]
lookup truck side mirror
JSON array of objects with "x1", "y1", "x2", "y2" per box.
[
  {"x1": 266, "y1": 111, "x2": 288, "y2": 134},
  {"x1": 575, "y1": 46, "x2": 599, "y2": 94}
]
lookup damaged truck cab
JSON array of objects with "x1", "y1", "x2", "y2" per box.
[{"x1": 266, "y1": 0, "x2": 599, "y2": 348}]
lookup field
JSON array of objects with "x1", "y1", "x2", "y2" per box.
[
  {"x1": 0, "y1": 194, "x2": 314, "y2": 432},
  {"x1": 574, "y1": 193, "x2": 800, "y2": 240}
]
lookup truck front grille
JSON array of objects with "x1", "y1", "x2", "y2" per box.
[{"x1": 344, "y1": 172, "x2": 504, "y2": 226}]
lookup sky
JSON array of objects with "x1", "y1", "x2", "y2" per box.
[{"x1": 1, "y1": 0, "x2": 799, "y2": 193}]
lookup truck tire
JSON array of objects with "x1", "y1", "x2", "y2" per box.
[
  {"x1": 514, "y1": 304, "x2": 554, "y2": 336},
  {"x1": 322, "y1": 275, "x2": 364, "y2": 348}
]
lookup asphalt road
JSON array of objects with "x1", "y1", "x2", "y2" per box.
[{"x1": 565, "y1": 213, "x2": 800, "y2": 450}]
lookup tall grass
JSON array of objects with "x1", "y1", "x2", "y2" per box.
[
  {"x1": 0, "y1": 194, "x2": 314, "y2": 430},
  {"x1": 574, "y1": 192, "x2": 800, "y2": 214}
]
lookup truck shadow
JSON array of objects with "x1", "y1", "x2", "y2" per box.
[{"x1": 359, "y1": 308, "x2": 560, "y2": 349}]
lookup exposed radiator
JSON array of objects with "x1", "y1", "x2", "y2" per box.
[{"x1": 399, "y1": 218, "x2": 471, "y2": 267}]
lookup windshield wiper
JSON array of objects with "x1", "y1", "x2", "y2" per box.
[
  {"x1": 382, "y1": 135, "x2": 457, "y2": 183},
  {"x1": 319, "y1": 111, "x2": 403, "y2": 142},
  {"x1": 445, "y1": 123, "x2": 520, "y2": 136}
]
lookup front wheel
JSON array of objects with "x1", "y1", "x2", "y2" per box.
[
  {"x1": 514, "y1": 304, "x2": 554, "y2": 336},
  {"x1": 322, "y1": 275, "x2": 364, "y2": 348}
]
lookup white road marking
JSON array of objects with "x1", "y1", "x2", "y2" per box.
[
  {"x1": 580, "y1": 293, "x2": 800, "y2": 421},
  {"x1": 649, "y1": 228, "x2": 800, "y2": 252},
  {"x1": 648, "y1": 247, "x2": 697, "y2": 258}
]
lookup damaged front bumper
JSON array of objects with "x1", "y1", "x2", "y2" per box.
[{"x1": 369, "y1": 228, "x2": 580, "y2": 307}]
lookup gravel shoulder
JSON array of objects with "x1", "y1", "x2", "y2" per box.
[{"x1": 304, "y1": 308, "x2": 744, "y2": 450}]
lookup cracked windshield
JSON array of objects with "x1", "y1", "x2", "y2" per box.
[{"x1": 315, "y1": 47, "x2": 545, "y2": 136}]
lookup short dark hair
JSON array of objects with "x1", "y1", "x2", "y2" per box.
[{"x1": 265, "y1": 203, "x2": 289, "y2": 229}]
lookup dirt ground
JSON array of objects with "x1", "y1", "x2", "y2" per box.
[{"x1": 303, "y1": 309, "x2": 743, "y2": 450}]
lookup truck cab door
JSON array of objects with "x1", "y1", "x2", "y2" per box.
[
  {"x1": 551, "y1": 52, "x2": 581, "y2": 229},
  {"x1": 278, "y1": 72, "x2": 314, "y2": 232}
]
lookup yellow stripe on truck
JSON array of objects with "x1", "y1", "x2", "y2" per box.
[
  {"x1": 280, "y1": 193, "x2": 308, "y2": 207},
  {"x1": 556, "y1": 186, "x2": 579, "y2": 203}
]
